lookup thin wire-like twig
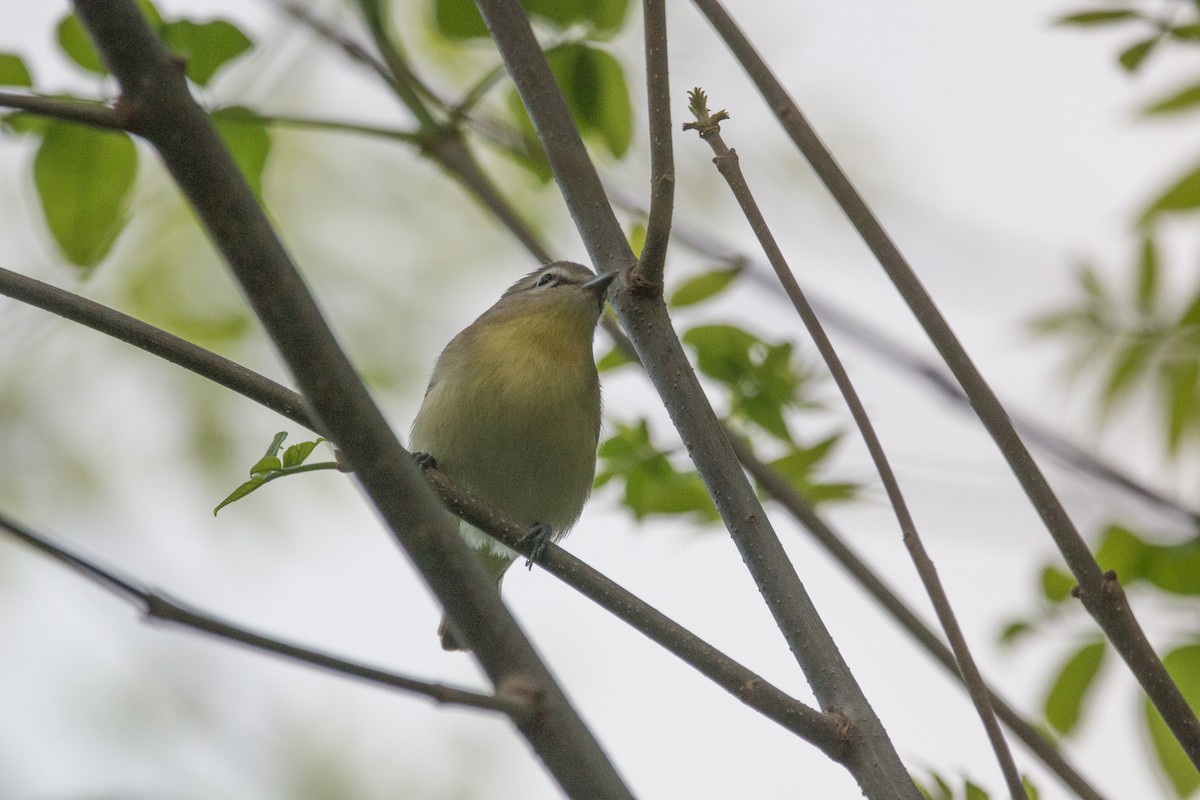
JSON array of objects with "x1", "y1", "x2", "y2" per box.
[
  {"x1": 0, "y1": 510, "x2": 528, "y2": 716},
  {"x1": 689, "y1": 0, "x2": 1200, "y2": 767},
  {"x1": 685, "y1": 90, "x2": 1026, "y2": 800},
  {"x1": 633, "y1": 0, "x2": 674, "y2": 287}
]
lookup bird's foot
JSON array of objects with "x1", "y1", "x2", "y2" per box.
[
  {"x1": 412, "y1": 452, "x2": 437, "y2": 470},
  {"x1": 518, "y1": 522, "x2": 554, "y2": 570}
]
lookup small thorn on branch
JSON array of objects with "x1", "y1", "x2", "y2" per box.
[{"x1": 682, "y1": 87, "x2": 729, "y2": 136}]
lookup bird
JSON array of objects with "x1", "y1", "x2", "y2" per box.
[{"x1": 409, "y1": 261, "x2": 617, "y2": 650}]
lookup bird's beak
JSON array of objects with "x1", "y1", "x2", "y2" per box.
[{"x1": 581, "y1": 270, "x2": 617, "y2": 297}]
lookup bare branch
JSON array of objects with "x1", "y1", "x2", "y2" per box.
[
  {"x1": 0, "y1": 91, "x2": 126, "y2": 130},
  {"x1": 633, "y1": 0, "x2": 674, "y2": 288},
  {"x1": 689, "y1": 0, "x2": 1200, "y2": 766},
  {"x1": 685, "y1": 93, "x2": 1026, "y2": 799},
  {"x1": 0, "y1": 510, "x2": 527, "y2": 717}
]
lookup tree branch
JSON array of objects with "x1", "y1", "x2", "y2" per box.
[
  {"x1": 685, "y1": 93, "x2": 1026, "y2": 799},
  {"x1": 0, "y1": 510, "x2": 527, "y2": 716},
  {"x1": 470, "y1": 1, "x2": 920, "y2": 796},
  {"x1": 689, "y1": 0, "x2": 1200, "y2": 768},
  {"x1": 633, "y1": 0, "x2": 674, "y2": 288},
  {"x1": 0, "y1": 91, "x2": 126, "y2": 130},
  {"x1": 70, "y1": 3, "x2": 632, "y2": 797}
]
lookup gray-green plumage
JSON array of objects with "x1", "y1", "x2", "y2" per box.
[{"x1": 409, "y1": 262, "x2": 614, "y2": 650}]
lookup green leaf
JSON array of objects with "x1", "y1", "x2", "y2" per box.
[
  {"x1": 161, "y1": 19, "x2": 253, "y2": 86},
  {"x1": 766, "y1": 437, "x2": 856, "y2": 506},
  {"x1": 0, "y1": 53, "x2": 32, "y2": 87},
  {"x1": 597, "y1": 344, "x2": 634, "y2": 372},
  {"x1": 34, "y1": 123, "x2": 138, "y2": 268},
  {"x1": 1095, "y1": 525, "x2": 1149, "y2": 581},
  {"x1": 282, "y1": 438, "x2": 325, "y2": 469},
  {"x1": 1145, "y1": 644, "x2": 1200, "y2": 797},
  {"x1": 212, "y1": 106, "x2": 271, "y2": 196},
  {"x1": 1043, "y1": 640, "x2": 1106, "y2": 734},
  {"x1": 1040, "y1": 566, "x2": 1076, "y2": 603},
  {"x1": 433, "y1": 0, "x2": 491, "y2": 38},
  {"x1": 682, "y1": 324, "x2": 758, "y2": 382},
  {"x1": 1136, "y1": 235, "x2": 1158, "y2": 313},
  {"x1": 963, "y1": 780, "x2": 988, "y2": 800},
  {"x1": 525, "y1": 0, "x2": 631, "y2": 33},
  {"x1": 999, "y1": 619, "x2": 1035, "y2": 647},
  {"x1": 528, "y1": 43, "x2": 632, "y2": 158},
  {"x1": 1144, "y1": 82, "x2": 1200, "y2": 115},
  {"x1": 1118, "y1": 37, "x2": 1159, "y2": 72},
  {"x1": 669, "y1": 267, "x2": 742, "y2": 307},
  {"x1": 1169, "y1": 23, "x2": 1200, "y2": 40},
  {"x1": 1164, "y1": 358, "x2": 1200, "y2": 454},
  {"x1": 213, "y1": 474, "x2": 270, "y2": 515},
  {"x1": 1143, "y1": 160, "x2": 1200, "y2": 221},
  {"x1": 627, "y1": 222, "x2": 646, "y2": 258},
  {"x1": 57, "y1": 14, "x2": 106, "y2": 75},
  {"x1": 1054, "y1": 10, "x2": 1140, "y2": 26},
  {"x1": 596, "y1": 420, "x2": 718, "y2": 521}
]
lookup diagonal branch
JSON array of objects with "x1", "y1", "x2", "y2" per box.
[
  {"x1": 688, "y1": 0, "x2": 1200, "y2": 769},
  {"x1": 685, "y1": 92, "x2": 1026, "y2": 799},
  {"x1": 70, "y1": 3, "x2": 632, "y2": 798},
  {"x1": 0, "y1": 510, "x2": 527, "y2": 716}
]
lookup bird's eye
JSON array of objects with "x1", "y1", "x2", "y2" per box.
[{"x1": 535, "y1": 272, "x2": 557, "y2": 288}]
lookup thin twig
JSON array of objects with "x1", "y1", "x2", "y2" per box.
[
  {"x1": 0, "y1": 91, "x2": 126, "y2": 130},
  {"x1": 633, "y1": 0, "x2": 674, "y2": 288},
  {"x1": 0, "y1": 510, "x2": 527, "y2": 717},
  {"x1": 685, "y1": 89, "x2": 1026, "y2": 800},
  {"x1": 470, "y1": 1, "x2": 919, "y2": 796},
  {"x1": 689, "y1": 0, "x2": 1200, "y2": 767}
]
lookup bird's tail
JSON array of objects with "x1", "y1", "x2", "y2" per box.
[{"x1": 437, "y1": 545, "x2": 516, "y2": 651}]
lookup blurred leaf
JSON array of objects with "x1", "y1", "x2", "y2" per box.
[
  {"x1": 161, "y1": 19, "x2": 253, "y2": 86},
  {"x1": 34, "y1": 122, "x2": 137, "y2": 268},
  {"x1": 1143, "y1": 159, "x2": 1200, "y2": 220},
  {"x1": 1144, "y1": 82, "x2": 1200, "y2": 115},
  {"x1": 682, "y1": 324, "x2": 758, "y2": 382},
  {"x1": 1164, "y1": 358, "x2": 1200, "y2": 454},
  {"x1": 669, "y1": 267, "x2": 742, "y2": 308},
  {"x1": 212, "y1": 106, "x2": 271, "y2": 196},
  {"x1": 283, "y1": 438, "x2": 325, "y2": 469},
  {"x1": 963, "y1": 781, "x2": 987, "y2": 800},
  {"x1": 1169, "y1": 23, "x2": 1200, "y2": 40},
  {"x1": 628, "y1": 221, "x2": 646, "y2": 257},
  {"x1": 1095, "y1": 524, "x2": 1149, "y2": 580},
  {"x1": 1043, "y1": 640, "x2": 1106, "y2": 734},
  {"x1": 765, "y1": 435, "x2": 856, "y2": 506},
  {"x1": 510, "y1": 43, "x2": 631, "y2": 160},
  {"x1": 1136, "y1": 235, "x2": 1158, "y2": 313},
  {"x1": 1054, "y1": 10, "x2": 1140, "y2": 26},
  {"x1": 432, "y1": 0, "x2": 489, "y2": 38},
  {"x1": 999, "y1": 619, "x2": 1035, "y2": 647},
  {"x1": 1145, "y1": 644, "x2": 1200, "y2": 797},
  {"x1": 1119, "y1": 37, "x2": 1159, "y2": 72},
  {"x1": 597, "y1": 344, "x2": 634, "y2": 372},
  {"x1": 0, "y1": 53, "x2": 32, "y2": 87},
  {"x1": 434, "y1": 0, "x2": 630, "y2": 38},
  {"x1": 1040, "y1": 566, "x2": 1076, "y2": 603},
  {"x1": 1098, "y1": 524, "x2": 1200, "y2": 595},
  {"x1": 596, "y1": 420, "x2": 718, "y2": 521}
]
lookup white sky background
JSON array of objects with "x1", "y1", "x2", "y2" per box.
[{"x1": 0, "y1": 1, "x2": 1197, "y2": 799}]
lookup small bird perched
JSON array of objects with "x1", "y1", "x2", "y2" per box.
[{"x1": 409, "y1": 261, "x2": 617, "y2": 650}]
